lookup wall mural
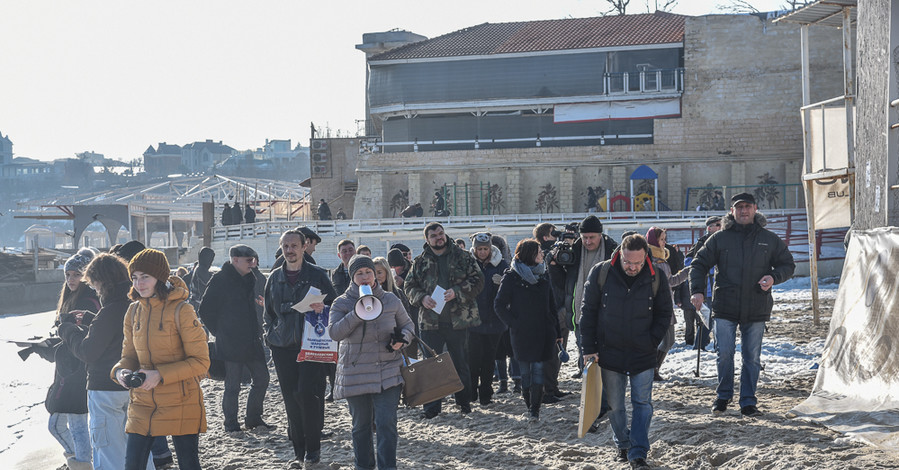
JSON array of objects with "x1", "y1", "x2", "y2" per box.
[{"x1": 535, "y1": 183, "x2": 560, "y2": 213}]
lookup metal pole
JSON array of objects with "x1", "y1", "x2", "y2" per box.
[
  {"x1": 842, "y1": 7, "x2": 855, "y2": 167},
  {"x1": 805, "y1": 179, "x2": 820, "y2": 325}
]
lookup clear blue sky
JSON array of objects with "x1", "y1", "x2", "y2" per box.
[{"x1": 1, "y1": 0, "x2": 786, "y2": 161}]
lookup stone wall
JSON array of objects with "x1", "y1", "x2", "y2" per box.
[{"x1": 352, "y1": 15, "x2": 847, "y2": 219}]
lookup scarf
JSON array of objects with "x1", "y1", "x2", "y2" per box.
[
  {"x1": 649, "y1": 244, "x2": 669, "y2": 261},
  {"x1": 511, "y1": 259, "x2": 545, "y2": 285},
  {"x1": 574, "y1": 238, "x2": 604, "y2": 324}
]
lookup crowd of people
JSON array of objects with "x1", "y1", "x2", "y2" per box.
[{"x1": 31, "y1": 191, "x2": 795, "y2": 470}]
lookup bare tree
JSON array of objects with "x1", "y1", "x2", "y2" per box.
[
  {"x1": 716, "y1": 0, "x2": 811, "y2": 13},
  {"x1": 603, "y1": 0, "x2": 631, "y2": 15},
  {"x1": 643, "y1": 0, "x2": 679, "y2": 12}
]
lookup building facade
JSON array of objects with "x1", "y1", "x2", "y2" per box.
[{"x1": 351, "y1": 12, "x2": 847, "y2": 218}]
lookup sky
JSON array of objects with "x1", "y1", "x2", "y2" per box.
[{"x1": 1, "y1": 0, "x2": 787, "y2": 162}]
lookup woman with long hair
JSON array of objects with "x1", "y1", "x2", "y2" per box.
[
  {"x1": 112, "y1": 249, "x2": 209, "y2": 470},
  {"x1": 328, "y1": 255, "x2": 414, "y2": 470},
  {"x1": 645, "y1": 227, "x2": 690, "y2": 381},
  {"x1": 58, "y1": 253, "x2": 138, "y2": 469},
  {"x1": 47, "y1": 248, "x2": 100, "y2": 470},
  {"x1": 495, "y1": 239, "x2": 562, "y2": 421}
]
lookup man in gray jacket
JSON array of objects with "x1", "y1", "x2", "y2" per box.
[{"x1": 690, "y1": 193, "x2": 795, "y2": 417}]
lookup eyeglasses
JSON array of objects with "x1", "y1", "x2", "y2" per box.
[{"x1": 621, "y1": 258, "x2": 645, "y2": 268}]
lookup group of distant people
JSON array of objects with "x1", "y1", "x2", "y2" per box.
[
  {"x1": 34, "y1": 191, "x2": 795, "y2": 470},
  {"x1": 221, "y1": 202, "x2": 256, "y2": 226}
]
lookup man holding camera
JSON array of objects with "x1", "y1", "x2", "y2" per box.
[
  {"x1": 198, "y1": 244, "x2": 270, "y2": 433},
  {"x1": 548, "y1": 215, "x2": 618, "y2": 378}
]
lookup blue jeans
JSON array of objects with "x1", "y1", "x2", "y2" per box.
[
  {"x1": 713, "y1": 319, "x2": 765, "y2": 408},
  {"x1": 151, "y1": 436, "x2": 171, "y2": 459},
  {"x1": 48, "y1": 412, "x2": 91, "y2": 462},
  {"x1": 87, "y1": 390, "x2": 131, "y2": 470},
  {"x1": 518, "y1": 360, "x2": 544, "y2": 388},
  {"x1": 602, "y1": 368, "x2": 655, "y2": 461},
  {"x1": 420, "y1": 325, "x2": 471, "y2": 414},
  {"x1": 126, "y1": 433, "x2": 200, "y2": 470},
  {"x1": 345, "y1": 385, "x2": 403, "y2": 470}
]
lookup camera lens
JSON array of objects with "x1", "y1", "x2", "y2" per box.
[{"x1": 126, "y1": 372, "x2": 146, "y2": 388}]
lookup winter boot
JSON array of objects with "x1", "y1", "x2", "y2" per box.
[
  {"x1": 654, "y1": 351, "x2": 667, "y2": 381},
  {"x1": 529, "y1": 384, "x2": 544, "y2": 420},
  {"x1": 498, "y1": 380, "x2": 509, "y2": 394},
  {"x1": 521, "y1": 388, "x2": 531, "y2": 413}
]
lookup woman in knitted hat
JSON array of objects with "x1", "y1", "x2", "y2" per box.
[
  {"x1": 328, "y1": 255, "x2": 414, "y2": 470},
  {"x1": 43, "y1": 247, "x2": 100, "y2": 470},
  {"x1": 112, "y1": 248, "x2": 210, "y2": 470},
  {"x1": 645, "y1": 227, "x2": 690, "y2": 381}
]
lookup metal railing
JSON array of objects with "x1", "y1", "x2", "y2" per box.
[{"x1": 604, "y1": 68, "x2": 685, "y2": 95}]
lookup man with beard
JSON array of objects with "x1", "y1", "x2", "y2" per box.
[
  {"x1": 264, "y1": 230, "x2": 338, "y2": 468},
  {"x1": 198, "y1": 244, "x2": 271, "y2": 432},
  {"x1": 404, "y1": 223, "x2": 484, "y2": 418}
]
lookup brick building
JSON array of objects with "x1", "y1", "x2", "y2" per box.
[{"x1": 347, "y1": 12, "x2": 847, "y2": 218}]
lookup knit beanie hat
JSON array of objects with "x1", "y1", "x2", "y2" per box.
[
  {"x1": 470, "y1": 232, "x2": 492, "y2": 248},
  {"x1": 348, "y1": 254, "x2": 376, "y2": 280},
  {"x1": 64, "y1": 247, "x2": 97, "y2": 273},
  {"x1": 705, "y1": 216, "x2": 722, "y2": 227},
  {"x1": 116, "y1": 240, "x2": 146, "y2": 262},
  {"x1": 390, "y1": 243, "x2": 410, "y2": 254},
  {"x1": 387, "y1": 248, "x2": 407, "y2": 268},
  {"x1": 128, "y1": 248, "x2": 171, "y2": 282},
  {"x1": 580, "y1": 215, "x2": 603, "y2": 234}
]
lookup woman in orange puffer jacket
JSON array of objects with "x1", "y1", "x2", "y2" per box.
[{"x1": 112, "y1": 249, "x2": 210, "y2": 470}]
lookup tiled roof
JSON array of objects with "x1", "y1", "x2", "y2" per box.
[{"x1": 370, "y1": 11, "x2": 686, "y2": 61}]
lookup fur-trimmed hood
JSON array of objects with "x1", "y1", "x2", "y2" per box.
[
  {"x1": 722, "y1": 211, "x2": 767, "y2": 230},
  {"x1": 471, "y1": 245, "x2": 503, "y2": 267}
]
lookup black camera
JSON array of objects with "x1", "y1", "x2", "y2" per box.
[
  {"x1": 549, "y1": 241, "x2": 576, "y2": 266},
  {"x1": 124, "y1": 371, "x2": 147, "y2": 388}
]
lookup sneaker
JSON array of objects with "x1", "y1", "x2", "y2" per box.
[
  {"x1": 615, "y1": 448, "x2": 629, "y2": 463},
  {"x1": 225, "y1": 424, "x2": 242, "y2": 433},
  {"x1": 712, "y1": 398, "x2": 729, "y2": 414},
  {"x1": 741, "y1": 405, "x2": 762, "y2": 417},
  {"x1": 287, "y1": 459, "x2": 303, "y2": 469},
  {"x1": 630, "y1": 457, "x2": 651, "y2": 469}
]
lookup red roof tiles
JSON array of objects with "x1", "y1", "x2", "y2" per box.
[{"x1": 370, "y1": 12, "x2": 686, "y2": 61}]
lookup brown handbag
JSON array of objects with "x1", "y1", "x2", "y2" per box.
[{"x1": 400, "y1": 335, "x2": 464, "y2": 407}]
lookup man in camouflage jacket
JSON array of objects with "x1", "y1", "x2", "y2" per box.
[{"x1": 405, "y1": 222, "x2": 484, "y2": 417}]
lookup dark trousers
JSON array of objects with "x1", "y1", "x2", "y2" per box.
[
  {"x1": 543, "y1": 327, "x2": 567, "y2": 393},
  {"x1": 468, "y1": 331, "x2": 502, "y2": 403},
  {"x1": 126, "y1": 433, "x2": 199, "y2": 470},
  {"x1": 683, "y1": 305, "x2": 711, "y2": 349},
  {"x1": 223, "y1": 358, "x2": 270, "y2": 428},
  {"x1": 271, "y1": 346, "x2": 327, "y2": 460},
  {"x1": 420, "y1": 324, "x2": 471, "y2": 414}
]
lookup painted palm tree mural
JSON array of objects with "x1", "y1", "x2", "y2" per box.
[{"x1": 753, "y1": 172, "x2": 780, "y2": 209}]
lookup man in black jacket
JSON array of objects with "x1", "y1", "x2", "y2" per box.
[
  {"x1": 581, "y1": 234, "x2": 672, "y2": 470},
  {"x1": 264, "y1": 230, "x2": 338, "y2": 467},
  {"x1": 548, "y1": 215, "x2": 618, "y2": 378},
  {"x1": 690, "y1": 194, "x2": 795, "y2": 417},
  {"x1": 198, "y1": 244, "x2": 271, "y2": 432},
  {"x1": 331, "y1": 239, "x2": 356, "y2": 295}
]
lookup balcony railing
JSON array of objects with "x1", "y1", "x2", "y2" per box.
[{"x1": 604, "y1": 68, "x2": 684, "y2": 95}]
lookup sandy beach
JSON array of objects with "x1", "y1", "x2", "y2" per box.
[{"x1": 5, "y1": 279, "x2": 899, "y2": 469}]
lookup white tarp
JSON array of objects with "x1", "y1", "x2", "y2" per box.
[
  {"x1": 801, "y1": 105, "x2": 855, "y2": 174},
  {"x1": 553, "y1": 98, "x2": 680, "y2": 123},
  {"x1": 806, "y1": 176, "x2": 852, "y2": 230},
  {"x1": 789, "y1": 227, "x2": 899, "y2": 450}
]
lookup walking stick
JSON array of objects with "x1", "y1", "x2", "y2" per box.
[{"x1": 694, "y1": 323, "x2": 703, "y2": 378}]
